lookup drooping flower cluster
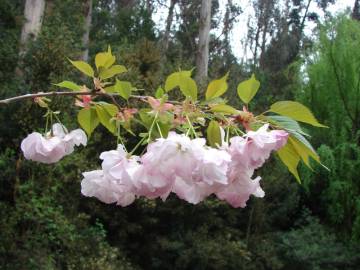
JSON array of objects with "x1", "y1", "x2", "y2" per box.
[
  {"x1": 81, "y1": 124, "x2": 288, "y2": 208},
  {"x1": 21, "y1": 123, "x2": 87, "y2": 163}
]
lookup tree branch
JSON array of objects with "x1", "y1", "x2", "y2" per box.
[{"x1": 0, "y1": 91, "x2": 180, "y2": 105}]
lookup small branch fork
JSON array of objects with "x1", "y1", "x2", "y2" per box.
[{"x1": 0, "y1": 91, "x2": 149, "y2": 105}]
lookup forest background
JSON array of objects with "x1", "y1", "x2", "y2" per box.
[{"x1": 1, "y1": 0, "x2": 360, "y2": 269}]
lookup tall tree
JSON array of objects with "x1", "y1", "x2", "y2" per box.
[
  {"x1": 19, "y1": 0, "x2": 46, "y2": 55},
  {"x1": 81, "y1": 0, "x2": 92, "y2": 62},
  {"x1": 196, "y1": 0, "x2": 211, "y2": 83}
]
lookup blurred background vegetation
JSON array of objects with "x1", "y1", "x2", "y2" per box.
[{"x1": 1, "y1": 0, "x2": 360, "y2": 269}]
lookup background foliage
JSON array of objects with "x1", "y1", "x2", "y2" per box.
[{"x1": 1, "y1": 0, "x2": 360, "y2": 269}]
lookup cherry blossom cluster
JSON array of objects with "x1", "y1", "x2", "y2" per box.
[
  {"x1": 7, "y1": 48, "x2": 325, "y2": 210},
  {"x1": 80, "y1": 124, "x2": 288, "y2": 208},
  {"x1": 21, "y1": 123, "x2": 87, "y2": 163}
]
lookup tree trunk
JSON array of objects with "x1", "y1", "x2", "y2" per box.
[
  {"x1": 162, "y1": 0, "x2": 177, "y2": 52},
  {"x1": 159, "y1": 0, "x2": 177, "y2": 74},
  {"x1": 19, "y1": 0, "x2": 46, "y2": 55},
  {"x1": 352, "y1": 0, "x2": 360, "y2": 21},
  {"x1": 146, "y1": 0, "x2": 153, "y2": 14},
  {"x1": 223, "y1": 0, "x2": 232, "y2": 49},
  {"x1": 81, "y1": 0, "x2": 92, "y2": 62},
  {"x1": 196, "y1": 0, "x2": 212, "y2": 83}
]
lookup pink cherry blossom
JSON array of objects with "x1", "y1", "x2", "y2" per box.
[
  {"x1": 21, "y1": 123, "x2": 87, "y2": 164},
  {"x1": 79, "y1": 126, "x2": 288, "y2": 208},
  {"x1": 139, "y1": 133, "x2": 232, "y2": 204},
  {"x1": 81, "y1": 170, "x2": 135, "y2": 206},
  {"x1": 21, "y1": 132, "x2": 67, "y2": 163},
  {"x1": 218, "y1": 124, "x2": 288, "y2": 207},
  {"x1": 229, "y1": 124, "x2": 288, "y2": 170},
  {"x1": 100, "y1": 145, "x2": 141, "y2": 190},
  {"x1": 215, "y1": 171, "x2": 264, "y2": 208},
  {"x1": 131, "y1": 166, "x2": 172, "y2": 200},
  {"x1": 198, "y1": 147, "x2": 231, "y2": 185},
  {"x1": 172, "y1": 176, "x2": 213, "y2": 204},
  {"x1": 141, "y1": 132, "x2": 204, "y2": 180},
  {"x1": 171, "y1": 147, "x2": 231, "y2": 204},
  {"x1": 81, "y1": 144, "x2": 140, "y2": 206}
]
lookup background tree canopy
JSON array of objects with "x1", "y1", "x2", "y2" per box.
[{"x1": 1, "y1": 0, "x2": 360, "y2": 269}]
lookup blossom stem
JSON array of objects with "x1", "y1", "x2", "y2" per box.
[
  {"x1": 117, "y1": 123, "x2": 127, "y2": 151},
  {"x1": 130, "y1": 136, "x2": 146, "y2": 155},
  {"x1": 50, "y1": 111, "x2": 54, "y2": 136},
  {"x1": 45, "y1": 113, "x2": 49, "y2": 135},
  {"x1": 147, "y1": 112, "x2": 159, "y2": 143},
  {"x1": 186, "y1": 115, "x2": 197, "y2": 138},
  {"x1": 156, "y1": 122, "x2": 163, "y2": 138},
  {"x1": 234, "y1": 128, "x2": 245, "y2": 136},
  {"x1": 51, "y1": 111, "x2": 66, "y2": 134},
  {"x1": 226, "y1": 126, "x2": 230, "y2": 144}
]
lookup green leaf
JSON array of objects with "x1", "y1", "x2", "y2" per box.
[
  {"x1": 54, "y1": 81, "x2": 81, "y2": 91},
  {"x1": 266, "y1": 115, "x2": 310, "y2": 137},
  {"x1": 207, "y1": 120, "x2": 222, "y2": 147},
  {"x1": 95, "y1": 103, "x2": 118, "y2": 134},
  {"x1": 237, "y1": 74, "x2": 260, "y2": 104},
  {"x1": 288, "y1": 135, "x2": 320, "y2": 168},
  {"x1": 95, "y1": 51, "x2": 116, "y2": 70},
  {"x1": 69, "y1": 60, "x2": 94, "y2": 77},
  {"x1": 269, "y1": 101, "x2": 327, "y2": 127},
  {"x1": 164, "y1": 70, "x2": 197, "y2": 100},
  {"x1": 99, "y1": 65, "x2": 127, "y2": 80},
  {"x1": 164, "y1": 70, "x2": 191, "y2": 91},
  {"x1": 155, "y1": 87, "x2": 164, "y2": 98},
  {"x1": 206, "y1": 72, "x2": 229, "y2": 100},
  {"x1": 277, "y1": 142, "x2": 301, "y2": 183},
  {"x1": 77, "y1": 107, "x2": 99, "y2": 137},
  {"x1": 110, "y1": 79, "x2": 133, "y2": 100},
  {"x1": 138, "y1": 109, "x2": 153, "y2": 129},
  {"x1": 180, "y1": 76, "x2": 197, "y2": 100},
  {"x1": 210, "y1": 104, "x2": 239, "y2": 115}
]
